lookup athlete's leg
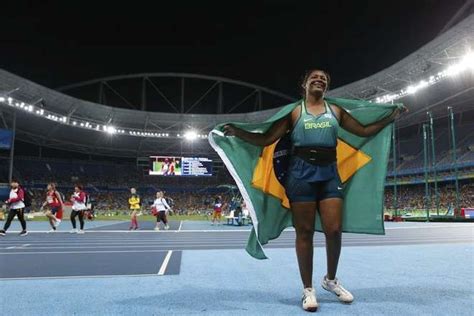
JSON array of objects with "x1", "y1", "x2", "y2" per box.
[
  {"x1": 3, "y1": 209, "x2": 17, "y2": 231},
  {"x1": 15, "y1": 209, "x2": 27, "y2": 231},
  {"x1": 160, "y1": 212, "x2": 167, "y2": 224},
  {"x1": 78, "y1": 211, "x2": 85, "y2": 230},
  {"x1": 155, "y1": 211, "x2": 161, "y2": 230},
  {"x1": 291, "y1": 202, "x2": 318, "y2": 288},
  {"x1": 70, "y1": 211, "x2": 77, "y2": 229},
  {"x1": 131, "y1": 210, "x2": 138, "y2": 228},
  {"x1": 45, "y1": 210, "x2": 56, "y2": 228},
  {"x1": 318, "y1": 198, "x2": 343, "y2": 280}
]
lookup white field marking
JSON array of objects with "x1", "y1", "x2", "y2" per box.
[
  {"x1": 2, "y1": 234, "x2": 472, "y2": 247},
  {"x1": 5, "y1": 224, "x2": 473, "y2": 234},
  {"x1": 177, "y1": 221, "x2": 183, "y2": 232},
  {"x1": 0, "y1": 249, "x2": 178, "y2": 255},
  {"x1": 385, "y1": 224, "x2": 474, "y2": 230},
  {"x1": 157, "y1": 250, "x2": 173, "y2": 276},
  {"x1": 3, "y1": 237, "x2": 472, "y2": 251},
  {"x1": 0, "y1": 273, "x2": 163, "y2": 281},
  {"x1": 6, "y1": 229, "x2": 252, "y2": 233},
  {"x1": 5, "y1": 244, "x2": 31, "y2": 249},
  {"x1": 1, "y1": 234, "x2": 473, "y2": 247},
  {"x1": 1, "y1": 238, "x2": 471, "y2": 255}
]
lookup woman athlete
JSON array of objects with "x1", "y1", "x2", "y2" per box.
[
  {"x1": 152, "y1": 191, "x2": 171, "y2": 231},
  {"x1": 128, "y1": 188, "x2": 141, "y2": 230},
  {"x1": 224, "y1": 69, "x2": 406, "y2": 312},
  {"x1": 41, "y1": 183, "x2": 63, "y2": 233},
  {"x1": 70, "y1": 184, "x2": 87, "y2": 234}
]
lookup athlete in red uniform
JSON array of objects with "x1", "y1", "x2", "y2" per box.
[
  {"x1": 41, "y1": 183, "x2": 63, "y2": 233},
  {"x1": 211, "y1": 196, "x2": 224, "y2": 225}
]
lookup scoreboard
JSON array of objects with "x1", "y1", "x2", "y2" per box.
[
  {"x1": 181, "y1": 157, "x2": 213, "y2": 176},
  {"x1": 149, "y1": 156, "x2": 212, "y2": 176}
]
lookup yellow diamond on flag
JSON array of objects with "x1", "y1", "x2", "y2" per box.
[
  {"x1": 336, "y1": 139, "x2": 372, "y2": 183},
  {"x1": 251, "y1": 139, "x2": 372, "y2": 209}
]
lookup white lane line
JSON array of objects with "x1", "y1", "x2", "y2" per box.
[
  {"x1": 5, "y1": 229, "x2": 252, "y2": 233},
  {"x1": 5, "y1": 244, "x2": 31, "y2": 249},
  {"x1": 5, "y1": 224, "x2": 472, "y2": 234},
  {"x1": 0, "y1": 250, "x2": 177, "y2": 255},
  {"x1": 2, "y1": 236, "x2": 472, "y2": 250},
  {"x1": 2, "y1": 239, "x2": 471, "y2": 255},
  {"x1": 157, "y1": 250, "x2": 173, "y2": 276},
  {"x1": 385, "y1": 225, "x2": 474, "y2": 230},
  {"x1": 0, "y1": 273, "x2": 162, "y2": 281},
  {"x1": 177, "y1": 221, "x2": 183, "y2": 232}
]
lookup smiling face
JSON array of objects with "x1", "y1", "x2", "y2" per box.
[{"x1": 302, "y1": 69, "x2": 330, "y2": 98}]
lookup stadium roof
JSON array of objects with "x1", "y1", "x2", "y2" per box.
[{"x1": 0, "y1": 15, "x2": 473, "y2": 158}]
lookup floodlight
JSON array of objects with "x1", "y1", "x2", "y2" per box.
[{"x1": 184, "y1": 130, "x2": 198, "y2": 141}]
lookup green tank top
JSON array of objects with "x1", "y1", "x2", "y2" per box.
[{"x1": 291, "y1": 101, "x2": 339, "y2": 148}]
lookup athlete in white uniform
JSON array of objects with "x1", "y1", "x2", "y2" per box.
[{"x1": 152, "y1": 191, "x2": 172, "y2": 231}]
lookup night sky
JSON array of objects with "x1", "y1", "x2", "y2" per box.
[{"x1": 0, "y1": 0, "x2": 467, "y2": 96}]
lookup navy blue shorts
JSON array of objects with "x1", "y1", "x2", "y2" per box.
[
  {"x1": 50, "y1": 206, "x2": 60, "y2": 215},
  {"x1": 285, "y1": 172, "x2": 344, "y2": 203}
]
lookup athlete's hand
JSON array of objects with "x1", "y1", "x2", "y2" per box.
[
  {"x1": 392, "y1": 106, "x2": 408, "y2": 120},
  {"x1": 223, "y1": 124, "x2": 239, "y2": 137}
]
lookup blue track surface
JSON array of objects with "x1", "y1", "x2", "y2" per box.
[
  {"x1": 1, "y1": 244, "x2": 473, "y2": 315},
  {"x1": 0, "y1": 221, "x2": 473, "y2": 315}
]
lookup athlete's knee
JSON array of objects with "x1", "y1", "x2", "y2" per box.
[
  {"x1": 295, "y1": 225, "x2": 314, "y2": 240},
  {"x1": 324, "y1": 225, "x2": 342, "y2": 239}
]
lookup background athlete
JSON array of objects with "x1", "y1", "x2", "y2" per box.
[
  {"x1": 211, "y1": 196, "x2": 224, "y2": 226},
  {"x1": 70, "y1": 185, "x2": 87, "y2": 234},
  {"x1": 152, "y1": 191, "x2": 172, "y2": 230},
  {"x1": 128, "y1": 188, "x2": 141, "y2": 230},
  {"x1": 223, "y1": 69, "x2": 406, "y2": 312},
  {"x1": 40, "y1": 183, "x2": 63, "y2": 233},
  {"x1": 0, "y1": 179, "x2": 28, "y2": 236}
]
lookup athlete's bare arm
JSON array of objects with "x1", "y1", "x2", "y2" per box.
[
  {"x1": 332, "y1": 105, "x2": 406, "y2": 137},
  {"x1": 223, "y1": 112, "x2": 293, "y2": 146}
]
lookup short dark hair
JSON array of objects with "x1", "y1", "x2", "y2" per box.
[
  {"x1": 75, "y1": 184, "x2": 83, "y2": 190},
  {"x1": 300, "y1": 69, "x2": 331, "y2": 96}
]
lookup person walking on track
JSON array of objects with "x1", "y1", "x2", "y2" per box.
[{"x1": 0, "y1": 179, "x2": 28, "y2": 236}]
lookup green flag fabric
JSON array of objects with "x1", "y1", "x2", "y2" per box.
[{"x1": 209, "y1": 97, "x2": 402, "y2": 259}]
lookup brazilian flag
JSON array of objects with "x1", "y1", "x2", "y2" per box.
[{"x1": 209, "y1": 97, "x2": 402, "y2": 259}]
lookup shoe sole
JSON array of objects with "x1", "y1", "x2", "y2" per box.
[
  {"x1": 304, "y1": 306, "x2": 318, "y2": 312},
  {"x1": 321, "y1": 284, "x2": 353, "y2": 304}
]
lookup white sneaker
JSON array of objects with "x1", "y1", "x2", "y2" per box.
[
  {"x1": 164, "y1": 225, "x2": 170, "y2": 230},
  {"x1": 322, "y1": 276, "x2": 354, "y2": 303},
  {"x1": 47, "y1": 228, "x2": 56, "y2": 233},
  {"x1": 154, "y1": 226, "x2": 160, "y2": 231},
  {"x1": 54, "y1": 219, "x2": 61, "y2": 227},
  {"x1": 70, "y1": 229, "x2": 78, "y2": 234},
  {"x1": 77, "y1": 230, "x2": 85, "y2": 234},
  {"x1": 302, "y1": 287, "x2": 318, "y2": 312}
]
